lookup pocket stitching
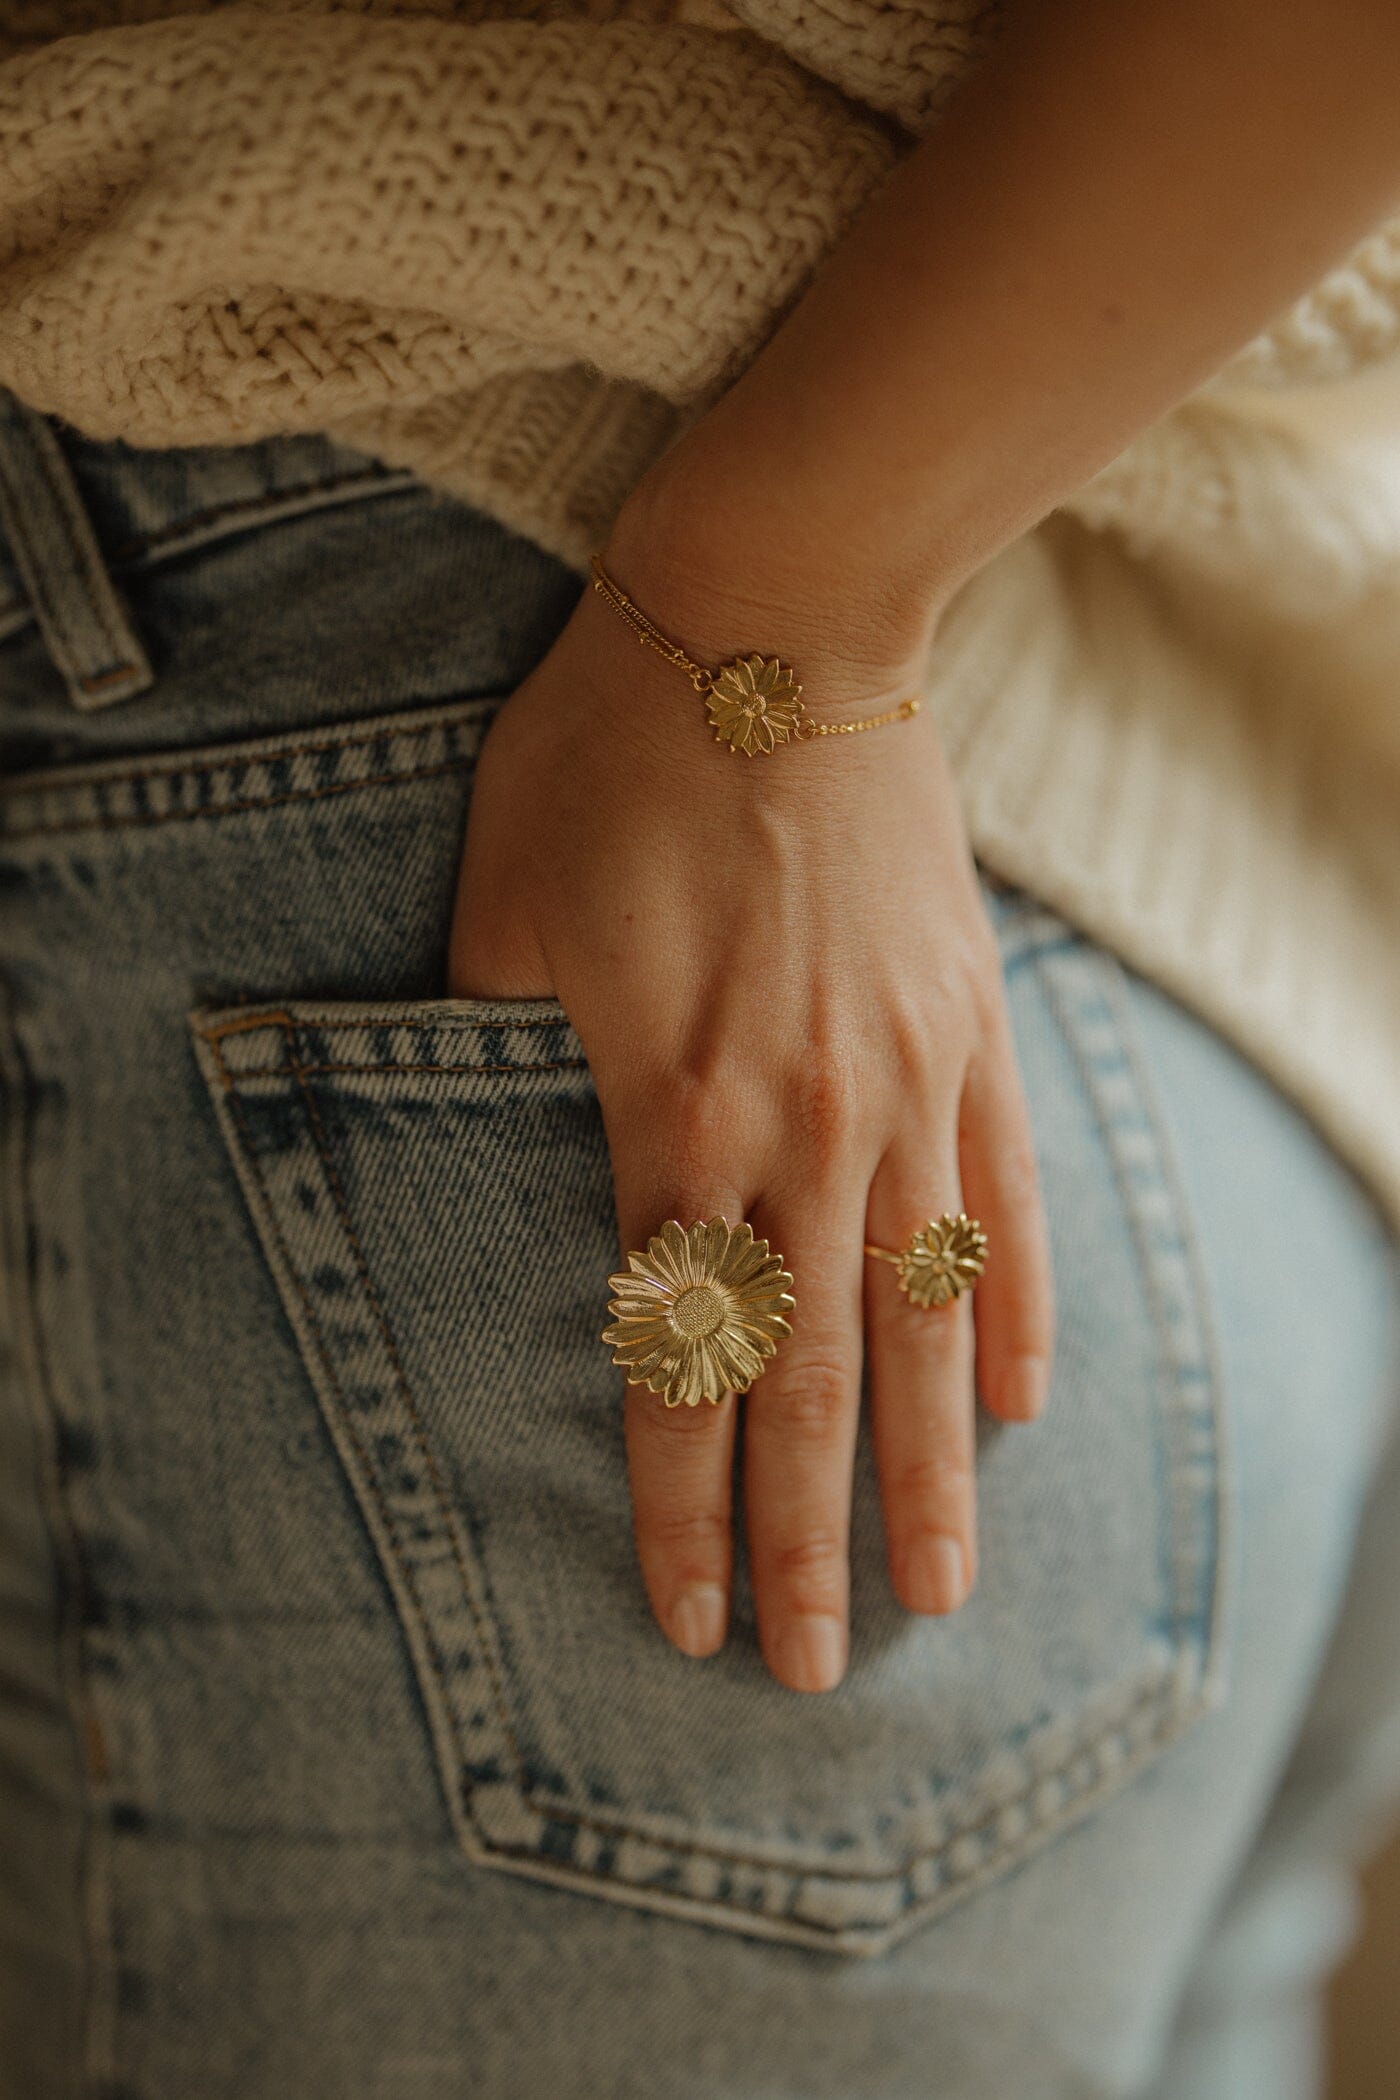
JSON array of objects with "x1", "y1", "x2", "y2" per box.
[
  {"x1": 3, "y1": 759, "x2": 473, "y2": 842},
  {"x1": 1030, "y1": 940, "x2": 1226, "y2": 1668},
  {"x1": 0, "y1": 698, "x2": 491, "y2": 845},
  {"x1": 209, "y1": 1058, "x2": 587, "y2": 1078},
  {"x1": 1092, "y1": 952, "x2": 1232, "y2": 1683},
  {"x1": 0, "y1": 708, "x2": 480, "y2": 800},
  {"x1": 204, "y1": 1024, "x2": 542, "y2": 1828}
]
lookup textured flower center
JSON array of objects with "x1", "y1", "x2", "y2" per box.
[
  {"x1": 671, "y1": 1284, "x2": 727, "y2": 1339},
  {"x1": 743, "y1": 694, "x2": 766, "y2": 715}
]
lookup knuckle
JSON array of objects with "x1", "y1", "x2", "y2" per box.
[
  {"x1": 965, "y1": 939, "x2": 1009, "y2": 1034},
  {"x1": 641, "y1": 1501, "x2": 731, "y2": 1569},
  {"x1": 771, "y1": 1352, "x2": 856, "y2": 1436},
  {"x1": 883, "y1": 991, "x2": 941, "y2": 1088},
  {"x1": 996, "y1": 1129, "x2": 1042, "y2": 1209},
  {"x1": 785, "y1": 1054, "x2": 867, "y2": 1163},
  {"x1": 926, "y1": 1278, "x2": 976, "y2": 1327},
  {"x1": 663, "y1": 1072, "x2": 742, "y2": 1186},
  {"x1": 893, "y1": 1295, "x2": 973, "y2": 1362},
  {"x1": 1011, "y1": 1296, "x2": 1057, "y2": 1364},
  {"x1": 635, "y1": 1391, "x2": 731, "y2": 1441},
  {"x1": 893, "y1": 1451, "x2": 975, "y2": 1513},
  {"x1": 768, "y1": 1523, "x2": 847, "y2": 1608}
]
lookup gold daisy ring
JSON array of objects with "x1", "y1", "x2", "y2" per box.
[
  {"x1": 602, "y1": 1218, "x2": 795, "y2": 1408},
  {"x1": 865, "y1": 1213, "x2": 989, "y2": 1311}
]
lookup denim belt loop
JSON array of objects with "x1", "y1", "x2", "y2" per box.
[{"x1": 0, "y1": 390, "x2": 154, "y2": 711}]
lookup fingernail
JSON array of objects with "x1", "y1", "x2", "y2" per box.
[
  {"x1": 776, "y1": 1615, "x2": 845, "y2": 1693},
  {"x1": 906, "y1": 1534, "x2": 967, "y2": 1614},
  {"x1": 1003, "y1": 1353, "x2": 1048, "y2": 1421},
  {"x1": 669, "y1": 1583, "x2": 727, "y2": 1657}
]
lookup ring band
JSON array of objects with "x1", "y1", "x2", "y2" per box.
[
  {"x1": 864, "y1": 1212, "x2": 989, "y2": 1309},
  {"x1": 602, "y1": 1218, "x2": 795, "y2": 1408}
]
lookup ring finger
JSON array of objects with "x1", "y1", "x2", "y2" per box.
[{"x1": 865, "y1": 1126, "x2": 979, "y2": 1617}]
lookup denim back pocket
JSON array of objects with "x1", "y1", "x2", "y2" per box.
[{"x1": 188, "y1": 884, "x2": 1227, "y2": 1957}]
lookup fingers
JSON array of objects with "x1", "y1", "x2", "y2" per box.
[
  {"x1": 607, "y1": 989, "x2": 1051, "y2": 1682},
  {"x1": 959, "y1": 1002, "x2": 1056, "y2": 1424},
  {"x1": 613, "y1": 1169, "x2": 750, "y2": 1661},
  {"x1": 865, "y1": 1131, "x2": 979, "y2": 1617},
  {"x1": 742, "y1": 1183, "x2": 868, "y2": 1695}
]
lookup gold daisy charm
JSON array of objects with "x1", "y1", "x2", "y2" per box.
[
  {"x1": 883, "y1": 1213, "x2": 989, "y2": 1310},
  {"x1": 705, "y1": 653, "x2": 807, "y2": 755},
  {"x1": 602, "y1": 1218, "x2": 795, "y2": 1408}
]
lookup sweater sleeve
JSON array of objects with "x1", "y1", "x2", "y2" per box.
[
  {"x1": 4, "y1": 0, "x2": 1399, "y2": 537},
  {"x1": 0, "y1": 6, "x2": 901, "y2": 444}
]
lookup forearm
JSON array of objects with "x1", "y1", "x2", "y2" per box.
[{"x1": 619, "y1": 0, "x2": 1400, "y2": 636}]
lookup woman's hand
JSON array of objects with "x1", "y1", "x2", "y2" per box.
[{"x1": 448, "y1": 480, "x2": 1054, "y2": 1694}]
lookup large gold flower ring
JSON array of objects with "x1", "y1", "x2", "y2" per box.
[
  {"x1": 864, "y1": 1213, "x2": 989, "y2": 1310},
  {"x1": 602, "y1": 1218, "x2": 795, "y2": 1408}
]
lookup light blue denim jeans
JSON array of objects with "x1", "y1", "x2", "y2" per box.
[{"x1": 1, "y1": 393, "x2": 1398, "y2": 2100}]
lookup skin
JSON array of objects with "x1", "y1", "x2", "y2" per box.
[{"x1": 450, "y1": 0, "x2": 1400, "y2": 1692}]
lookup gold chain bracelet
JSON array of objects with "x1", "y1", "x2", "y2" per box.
[{"x1": 588, "y1": 551, "x2": 922, "y2": 757}]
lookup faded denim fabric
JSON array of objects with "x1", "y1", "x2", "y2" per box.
[{"x1": 0, "y1": 398, "x2": 1398, "y2": 2100}]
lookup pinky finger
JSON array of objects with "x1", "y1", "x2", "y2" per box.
[{"x1": 959, "y1": 1007, "x2": 1055, "y2": 1424}]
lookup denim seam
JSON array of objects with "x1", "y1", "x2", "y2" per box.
[
  {"x1": 28, "y1": 432, "x2": 141, "y2": 692},
  {"x1": 281, "y1": 1030, "x2": 542, "y2": 1795},
  {"x1": 0, "y1": 423, "x2": 143, "y2": 696},
  {"x1": 0, "y1": 991, "x2": 119, "y2": 2083},
  {"x1": 102, "y1": 468, "x2": 416, "y2": 570},
  {"x1": 208, "y1": 1011, "x2": 568, "y2": 1038},
  {"x1": 195, "y1": 1008, "x2": 1216, "y2": 1940},
  {"x1": 0, "y1": 711, "x2": 487, "y2": 802},
  {"x1": 211, "y1": 1058, "x2": 588, "y2": 1078},
  {"x1": 1095, "y1": 956, "x2": 1233, "y2": 1683},
  {"x1": 205, "y1": 1029, "x2": 518, "y2": 1843},
  {"x1": 0, "y1": 471, "x2": 417, "y2": 664},
  {"x1": 516, "y1": 1671, "x2": 1185, "y2": 1882},
  {"x1": 1, "y1": 759, "x2": 474, "y2": 840},
  {"x1": 1038, "y1": 948, "x2": 1180, "y2": 1633},
  {"x1": 1032, "y1": 942, "x2": 1222, "y2": 1658}
]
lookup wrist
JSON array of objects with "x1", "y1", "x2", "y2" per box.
[{"x1": 600, "y1": 444, "x2": 950, "y2": 720}]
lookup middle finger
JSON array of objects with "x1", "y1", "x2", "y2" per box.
[{"x1": 742, "y1": 1180, "x2": 869, "y2": 1695}]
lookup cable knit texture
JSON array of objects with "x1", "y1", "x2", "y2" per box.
[{"x1": 2, "y1": 0, "x2": 1399, "y2": 1234}]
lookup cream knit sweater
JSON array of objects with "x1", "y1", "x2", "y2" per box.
[{"x1": 3, "y1": 0, "x2": 1400, "y2": 1236}]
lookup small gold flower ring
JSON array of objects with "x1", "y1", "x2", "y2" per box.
[
  {"x1": 864, "y1": 1213, "x2": 989, "y2": 1310},
  {"x1": 602, "y1": 1218, "x2": 795, "y2": 1409}
]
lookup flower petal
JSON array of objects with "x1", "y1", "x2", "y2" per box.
[
  {"x1": 713, "y1": 1329, "x2": 764, "y2": 1391},
  {"x1": 702, "y1": 1217, "x2": 730, "y2": 1275},
  {"x1": 619, "y1": 1251, "x2": 667, "y2": 1291},
  {"x1": 654, "y1": 1221, "x2": 691, "y2": 1288},
  {"x1": 719, "y1": 1236, "x2": 769, "y2": 1287},
  {"x1": 693, "y1": 1334, "x2": 726, "y2": 1402},
  {"x1": 672, "y1": 1341, "x2": 706, "y2": 1407}
]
